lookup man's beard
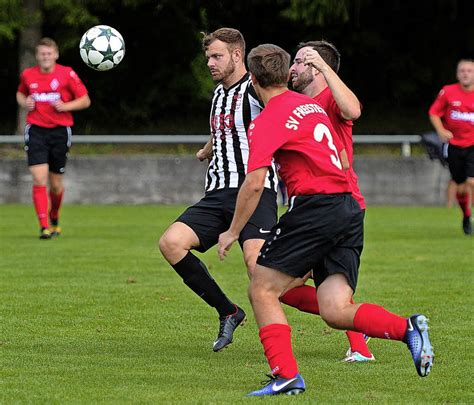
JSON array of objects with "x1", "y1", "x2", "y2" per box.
[
  {"x1": 213, "y1": 59, "x2": 236, "y2": 82},
  {"x1": 292, "y1": 67, "x2": 313, "y2": 93}
]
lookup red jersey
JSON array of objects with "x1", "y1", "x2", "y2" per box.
[
  {"x1": 429, "y1": 83, "x2": 474, "y2": 148},
  {"x1": 314, "y1": 86, "x2": 366, "y2": 209},
  {"x1": 247, "y1": 90, "x2": 351, "y2": 197},
  {"x1": 17, "y1": 64, "x2": 88, "y2": 128}
]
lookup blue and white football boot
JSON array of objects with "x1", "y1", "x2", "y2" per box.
[
  {"x1": 405, "y1": 314, "x2": 434, "y2": 377},
  {"x1": 246, "y1": 373, "x2": 305, "y2": 396}
]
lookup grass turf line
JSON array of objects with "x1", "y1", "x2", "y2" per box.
[{"x1": 0, "y1": 205, "x2": 472, "y2": 403}]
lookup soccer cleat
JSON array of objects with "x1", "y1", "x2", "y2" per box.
[
  {"x1": 405, "y1": 314, "x2": 434, "y2": 377},
  {"x1": 247, "y1": 373, "x2": 305, "y2": 396},
  {"x1": 344, "y1": 334, "x2": 373, "y2": 361},
  {"x1": 212, "y1": 306, "x2": 246, "y2": 352},
  {"x1": 462, "y1": 216, "x2": 472, "y2": 235},
  {"x1": 50, "y1": 225, "x2": 62, "y2": 237},
  {"x1": 39, "y1": 227, "x2": 52, "y2": 239},
  {"x1": 342, "y1": 351, "x2": 375, "y2": 363}
]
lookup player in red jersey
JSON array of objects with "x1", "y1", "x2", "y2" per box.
[
  {"x1": 218, "y1": 44, "x2": 433, "y2": 396},
  {"x1": 280, "y1": 40, "x2": 373, "y2": 363},
  {"x1": 429, "y1": 59, "x2": 474, "y2": 235},
  {"x1": 17, "y1": 37, "x2": 90, "y2": 239}
]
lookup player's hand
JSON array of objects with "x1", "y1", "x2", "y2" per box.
[
  {"x1": 25, "y1": 96, "x2": 35, "y2": 111},
  {"x1": 217, "y1": 230, "x2": 239, "y2": 261},
  {"x1": 196, "y1": 148, "x2": 212, "y2": 161},
  {"x1": 53, "y1": 100, "x2": 67, "y2": 112},
  {"x1": 303, "y1": 49, "x2": 328, "y2": 73},
  {"x1": 438, "y1": 129, "x2": 453, "y2": 142}
]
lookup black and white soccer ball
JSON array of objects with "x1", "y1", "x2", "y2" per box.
[{"x1": 79, "y1": 25, "x2": 125, "y2": 71}]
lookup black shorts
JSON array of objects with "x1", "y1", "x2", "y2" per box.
[
  {"x1": 447, "y1": 144, "x2": 474, "y2": 184},
  {"x1": 256, "y1": 193, "x2": 364, "y2": 291},
  {"x1": 24, "y1": 124, "x2": 72, "y2": 174},
  {"x1": 176, "y1": 188, "x2": 278, "y2": 253}
]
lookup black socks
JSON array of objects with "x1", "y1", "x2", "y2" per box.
[{"x1": 172, "y1": 252, "x2": 236, "y2": 317}]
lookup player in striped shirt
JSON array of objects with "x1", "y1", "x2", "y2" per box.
[{"x1": 159, "y1": 28, "x2": 278, "y2": 352}]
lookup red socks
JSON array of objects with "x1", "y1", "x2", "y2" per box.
[
  {"x1": 456, "y1": 192, "x2": 472, "y2": 217},
  {"x1": 345, "y1": 330, "x2": 372, "y2": 357},
  {"x1": 49, "y1": 189, "x2": 64, "y2": 223},
  {"x1": 33, "y1": 185, "x2": 49, "y2": 229},
  {"x1": 280, "y1": 285, "x2": 319, "y2": 314},
  {"x1": 259, "y1": 324, "x2": 298, "y2": 378},
  {"x1": 353, "y1": 303, "x2": 407, "y2": 341}
]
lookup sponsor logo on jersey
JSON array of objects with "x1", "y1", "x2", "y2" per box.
[
  {"x1": 450, "y1": 110, "x2": 474, "y2": 123},
  {"x1": 32, "y1": 92, "x2": 61, "y2": 103}
]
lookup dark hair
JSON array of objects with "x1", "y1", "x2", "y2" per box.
[
  {"x1": 247, "y1": 44, "x2": 290, "y2": 88},
  {"x1": 297, "y1": 40, "x2": 340, "y2": 72},
  {"x1": 202, "y1": 28, "x2": 245, "y2": 55},
  {"x1": 36, "y1": 37, "x2": 58, "y2": 52}
]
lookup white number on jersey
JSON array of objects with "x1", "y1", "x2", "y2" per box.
[{"x1": 313, "y1": 123, "x2": 342, "y2": 170}]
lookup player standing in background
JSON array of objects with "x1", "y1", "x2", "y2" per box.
[
  {"x1": 218, "y1": 43, "x2": 434, "y2": 396},
  {"x1": 281, "y1": 40, "x2": 374, "y2": 363},
  {"x1": 429, "y1": 59, "x2": 474, "y2": 235},
  {"x1": 158, "y1": 28, "x2": 278, "y2": 352},
  {"x1": 16, "y1": 37, "x2": 91, "y2": 239}
]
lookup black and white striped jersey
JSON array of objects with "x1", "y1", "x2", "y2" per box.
[{"x1": 205, "y1": 72, "x2": 278, "y2": 193}]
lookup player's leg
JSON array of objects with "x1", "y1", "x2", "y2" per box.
[
  {"x1": 317, "y1": 273, "x2": 434, "y2": 377},
  {"x1": 47, "y1": 126, "x2": 71, "y2": 237},
  {"x1": 462, "y1": 146, "x2": 474, "y2": 235},
  {"x1": 158, "y1": 194, "x2": 243, "y2": 351},
  {"x1": 29, "y1": 164, "x2": 51, "y2": 238},
  {"x1": 448, "y1": 144, "x2": 472, "y2": 234},
  {"x1": 25, "y1": 125, "x2": 51, "y2": 239},
  {"x1": 246, "y1": 264, "x2": 305, "y2": 396},
  {"x1": 48, "y1": 172, "x2": 64, "y2": 236}
]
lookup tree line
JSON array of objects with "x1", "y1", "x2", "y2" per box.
[{"x1": 2, "y1": 0, "x2": 473, "y2": 135}]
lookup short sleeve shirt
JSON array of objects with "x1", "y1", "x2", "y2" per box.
[
  {"x1": 247, "y1": 90, "x2": 351, "y2": 197},
  {"x1": 17, "y1": 64, "x2": 88, "y2": 128},
  {"x1": 429, "y1": 83, "x2": 474, "y2": 148}
]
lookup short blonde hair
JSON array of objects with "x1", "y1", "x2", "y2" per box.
[{"x1": 36, "y1": 37, "x2": 58, "y2": 52}]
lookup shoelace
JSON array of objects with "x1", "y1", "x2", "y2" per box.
[{"x1": 259, "y1": 374, "x2": 277, "y2": 386}]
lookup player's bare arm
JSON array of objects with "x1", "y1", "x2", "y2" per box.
[
  {"x1": 304, "y1": 49, "x2": 361, "y2": 121},
  {"x1": 196, "y1": 135, "x2": 213, "y2": 161},
  {"x1": 16, "y1": 92, "x2": 35, "y2": 111},
  {"x1": 217, "y1": 167, "x2": 268, "y2": 260},
  {"x1": 429, "y1": 114, "x2": 453, "y2": 142},
  {"x1": 53, "y1": 94, "x2": 91, "y2": 112}
]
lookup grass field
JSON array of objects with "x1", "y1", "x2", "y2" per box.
[{"x1": 0, "y1": 204, "x2": 472, "y2": 403}]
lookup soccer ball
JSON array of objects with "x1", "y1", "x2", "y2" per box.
[{"x1": 79, "y1": 25, "x2": 125, "y2": 71}]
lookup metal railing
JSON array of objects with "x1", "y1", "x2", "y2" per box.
[{"x1": 0, "y1": 134, "x2": 421, "y2": 156}]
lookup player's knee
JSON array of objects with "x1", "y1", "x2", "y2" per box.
[
  {"x1": 49, "y1": 185, "x2": 63, "y2": 194},
  {"x1": 158, "y1": 232, "x2": 179, "y2": 257},
  {"x1": 248, "y1": 279, "x2": 266, "y2": 305},
  {"x1": 319, "y1": 305, "x2": 345, "y2": 329}
]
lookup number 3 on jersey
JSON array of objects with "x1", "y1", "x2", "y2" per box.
[{"x1": 313, "y1": 123, "x2": 343, "y2": 169}]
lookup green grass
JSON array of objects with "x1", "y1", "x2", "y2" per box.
[{"x1": 0, "y1": 205, "x2": 472, "y2": 403}]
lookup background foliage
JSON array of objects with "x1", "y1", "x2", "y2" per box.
[{"x1": 2, "y1": 0, "x2": 473, "y2": 134}]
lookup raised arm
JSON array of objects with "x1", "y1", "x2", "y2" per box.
[{"x1": 304, "y1": 49, "x2": 361, "y2": 121}]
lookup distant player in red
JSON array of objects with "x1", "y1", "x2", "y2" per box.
[
  {"x1": 17, "y1": 37, "x2": 91, "y2": 239},
  {"x1": 280, "y1": 40, "x2": 373, "y2": 363},
  {"x1": 429, "y1": 59, "x2": 474, "y2": 235},
  {"x1": 218, "y1": 44, "x2": 434, "y2": 396}
]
